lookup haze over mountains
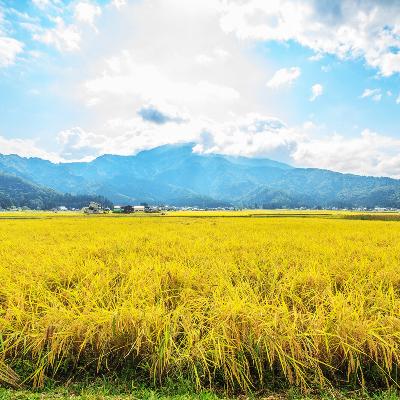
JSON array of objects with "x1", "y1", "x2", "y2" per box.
[{"x1": 1, "y1": 143, "x2": 400, "y2": 209}]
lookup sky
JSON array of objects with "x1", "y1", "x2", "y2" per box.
[{"x1": 0, "y1": 0, "x2": 400, "y2": 177}]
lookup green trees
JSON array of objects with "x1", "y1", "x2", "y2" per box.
[{"x1": 0, "y1": 173, "x2": 112, "y2": 210}]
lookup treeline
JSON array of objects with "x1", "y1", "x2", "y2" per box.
[
  {"x1": 241, "y1": 183, "x2": 400, "y2": 210},
  {"x1": 0, "y1": 173, "x2": 113, "y2": 210}
]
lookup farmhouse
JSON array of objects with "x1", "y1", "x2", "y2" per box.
[
  {"x1": 83, "y1": 202, "x2": 103, "y2": 214},
  {"x1": 122, "y1": 205, "x2": 134, "y2": 213},
  {"x1": 120, "y1": 205, "x2": 146, "y2": 213}
]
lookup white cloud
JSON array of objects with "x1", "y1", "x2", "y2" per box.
[
  {"x1": 4, "y1": 0, "x2": 400, "y2": 182},
  {"x1": 361, "y1": 88, "x2": 382, "y2": 102},
  {"x1": 54, "y1": 113, "x2": 300, "y2": 163},
  {"x1": 6, "y1": 112, "x2": 400, "y2": 179},
  {"x1": 74, "y1": 0, "x2": 267, "y2": 127},
  {"x1": 266, "y1": 67, "x2": 301, "y2": 88},
  {"x1": 32, "y1": 0, "x2": 51, "y2": 10},
  {"x1": 74, "y1": 1, "x2": 101, "y2": 28},
  {"x1": 310, "y1": 83, "x2": 323, "y2": 101},
  {"x1": 57, "y1": 126, "x2": 106, "y2": 160},
  {"x1": 220, "y1": 0, "x2": 400, "y2": 77},
  {"x1": 33, "y1": 17, "x2": 81, "y2": 51},
  {"x1": 193, "y1": 114, "x2": 300, "y2": 160},
  {"x1": 0, "y1": 36, "x2": 24, "y2": 67},
  {"x1": 0, "y1": 9, "x2": 24, "y2": 67},
  {"x1": 56, "y1": 119, "x2": 200, "y2": 159},
  {"x1": 0, "y1": 135, "x2": 59, "y2": 161},
  {"x1": 308, "y1": 53, "x2": 323, "y2": 62},
  {"x1": 84, "y1": 50, "x2": 240, "y2": 108},
  {"x1": 195, "y1": 48, "x2": 230, "y2": 66},
  {"x1": 396, "y1": 94, "x2": 400, "y2": 105},
  {"x1": 292, "y1": 129, "x2": 400, "y2": 178},
  {"x1": 51, "y1": 114, "x2": 400, "y2": 179},
  {"x1": 32, "y1": 0, "x2": 62, "y2": 13},
  {"x1": 195, "y1": 54, "x2": 214, "y2": 65},
  {"x1": 111, "y1": 0, "x2": 127, "y2": 10}
]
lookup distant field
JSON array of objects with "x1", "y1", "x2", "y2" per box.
[{"x1": 1, "y1": 211, "x2": 400, "y2": 394}]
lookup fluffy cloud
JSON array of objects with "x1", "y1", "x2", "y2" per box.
[
  {"x1": 55, "y1": 114, "x2": 300, "y2": 162},
  {"x1": 7, "y1": 110, "x2": 400, "y2": 180},
  {"x1": 111, "y1": 0, "x2": 127, "y2": 10},
  {"x1": 220, "y1": 0, "x2": 400, "y2": 76},
  {"x1": 0, "y1": 8, "x2": 24, "y2": 67},
  {"x1": 361, "y1": 88, "x2": 382, "y2": 102},
  {"x1": 57, "y1": 127, "x2": 107, "y2": 160},
  {"x1": 56, "y1": 119, "x2": 199, "y2": 159},
  {"x1": 266, "y1": 67, "x2": 301, "y2": 88},
  {"x1": 74, "y1": 1, "x2": 101, "y2": 28},
  {"x1": 310, "y1": 83, "x2": 323, "y2": 101},
  {"x1": 292, "y1": 129, "x2": 400, "y2": 178},
  {"x1": 33, "y1": 17, "x2": 81, "y2": 51},
  {"x1": 32, "y1": 0, "x2": 50, "y2": 9},
  {"x1": 32, "y1": 0, "x2": 56, "y2": 10},
  {"x1": 0, "y1": 36, "x2": 24, "y2": 67},
  {"x1": 31, "y1": 0, "x2": 63, "y2": 14},
  {"x1": 3, "y1": 0, "x2": 400, "y2": 181},
  {"x1": 30, "y1": 1, "x2": 101, "y2": 52},
  {"x1": 51, "y1": 114, "x2": 400, "y2": 179},
  {"x1": 84, "y1": 49, "x2": 241, "y2": 114},
  {"x1": 195, "y1": 48, "x2": 230, "y2": 66},
  {"x1": 193, "y1": 114, "x2": 300, "y2": 160},
  {"x1": 0, "y1": 135, "x2": 59, "y2": 161}
]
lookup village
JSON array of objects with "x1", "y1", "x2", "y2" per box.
[
  {"x1": 2, "y1": 201, "x2": 400, "y2": 214},
  {"x1": 81, "y1": 202, "x2": 239, "y2": 214}
]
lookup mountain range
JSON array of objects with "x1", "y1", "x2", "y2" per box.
[{"x1": 1, "y1": 143, "x2": 400, "y2": 209}]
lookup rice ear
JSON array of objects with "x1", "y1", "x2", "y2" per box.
[{"x1": 0, "y1": 361, "x2": 21, "y2": 389}]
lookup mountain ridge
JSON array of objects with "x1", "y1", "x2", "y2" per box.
[{"x1": 1, "y1": 143, "x2": 400, "y2": 208}]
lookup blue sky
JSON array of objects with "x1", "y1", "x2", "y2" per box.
[{"x1": 0, "y1": 0, "x2": 400, "y2": 177}]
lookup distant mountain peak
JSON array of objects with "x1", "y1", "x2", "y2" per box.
[{"x1": 0, "y1": 144, "x2": 399, "y2": 208}]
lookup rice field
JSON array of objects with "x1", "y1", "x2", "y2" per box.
[{"x1": 1, "y1": 212, "x2": 400, "y2": 393}]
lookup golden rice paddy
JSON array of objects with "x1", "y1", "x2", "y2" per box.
[{"x1": 1, "y1": 211, "x2": 400, "y2": 391}]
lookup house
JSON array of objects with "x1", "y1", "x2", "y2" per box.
[
  {"x1": 119, "y1": 205, "x2": 147, "y2": 213},
  {"x1": 83, "y1": 202, "x2": 103, "y2": 214}
]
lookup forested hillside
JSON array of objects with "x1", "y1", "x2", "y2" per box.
[{"x1": 0, "y1": 173, "x2": 112, "y2": 210}]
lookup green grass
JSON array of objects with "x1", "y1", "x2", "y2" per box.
[
  {"x1": 0, "y1": 384, "x2": 220, "y2": 400},
  {"x1": 0, "y1": 388, "x2": 220, "y2": 399},
  {"x1": 1, "y1": 381, "x2": 400, "y2": 400}
]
